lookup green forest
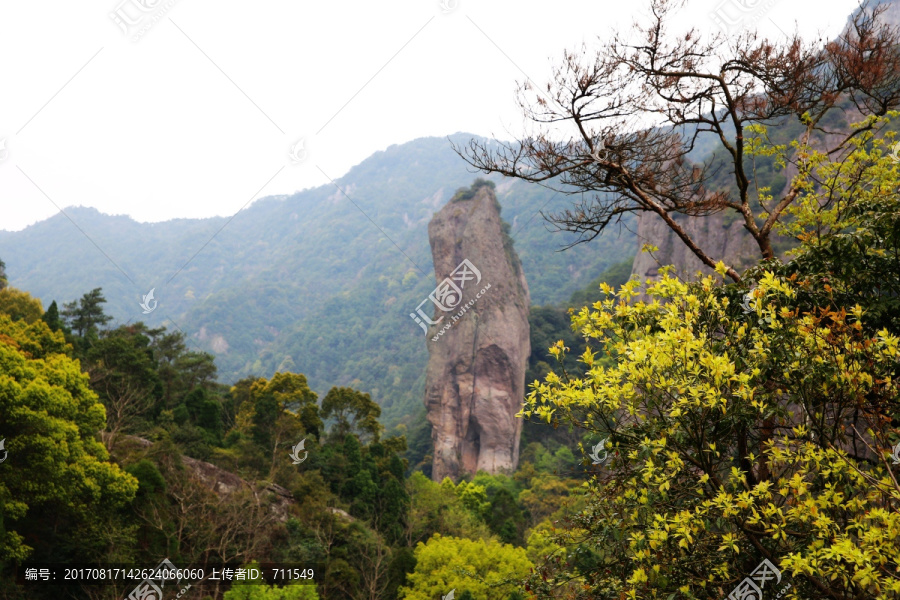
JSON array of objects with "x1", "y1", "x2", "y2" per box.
[
  {"x1": 0, "y1": 134, "x2": 637, "y2": 435},
  {"x1": 0, "y1": 264, "x2": 616, "y2": 599},
  {"x1": 4, "y1": 0, "x2": 900, "y2": 598}
]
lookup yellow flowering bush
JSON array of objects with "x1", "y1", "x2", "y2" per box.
[
  {"x1": 522, "y1": 265, "x2": 899, "y2": 598},
  {"x1": 521, "y1": 117, "x2": 900, "y2": 598}
]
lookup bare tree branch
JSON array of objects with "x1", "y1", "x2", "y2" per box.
[{"x1": 454, "y1": 0, "x2": 900, "y2": 283}]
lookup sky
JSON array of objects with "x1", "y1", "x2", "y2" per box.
[{"x1": 0, "y1": 0, "x2": 862, "y2": 232}]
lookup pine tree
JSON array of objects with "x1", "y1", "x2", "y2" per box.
[
  {"x1": 61, "y1": 287, "x2": 112, "y2": 338},
  {"x1": 41, "y1": 300, "x2": 64, "y2": 332}
]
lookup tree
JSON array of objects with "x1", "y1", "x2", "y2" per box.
[
  {"x1": 398, "y1": 534, "x2": 532, "y2": 600},
  {"x1": 62, "y1": 287, "x2": 113, "y2": 339},
  {"x1": 0, "y1": 287, "x2": 43, "y2": 323},
  {"x1": 264, "y1": 371, "x2": 323, "y2": 439},
  {"x1": 129, "y1": 439, "x2": 278, "y2": 598},
  {"x1": 517, "y1": 472, "x2": 583, "y2": 528},
  {"x1": 86, "y1": 326, "x2": 162, "y2": 449},
  {"x1": 41, "y1": 300, "x2": 65, "y2": 332},
  {"x1": 404, "y1": 472, "x2": 492, "y2": 548},
  {"x1": 454, "y1": 480, "x2": 490, "y2": 521},
  {"x1": 385, "y1": 546, "x2": 416, "y2": 600},
  {"x1": 486, "y1": 488, "x2": 525, "y2": 545},
  {"x1": 340, "y1": 434, "x2": 378, "y2": 520},
  {"x1": 0, "y1": 314, "x2": 138, "y2": 564},
  {"x1": 354, "y1": 528, "x2": 393, "y2": 600},
  {"x1": 231, "y1": 372, "x2": 321, "y2": 478},
  {"x1": 183, "y1": 386, "x2": 223, "y2": 442},
  {"x1": 524, "y1": 520, "x2": 567, "y2": 569},
  {"x1": 454, "y1": 0, "x2": 900, "y2": 282},
  {"x1": 0, "y1": 256, "x2": 6, "y2": 289},
  {"x1": 372, "y1": 457, "x2": 409, "y2": 545},
  {"x1": 225, "y1": 376, "x2": 260, "y2": 433},
  {"x1": 321, "y1": 386, "x2": 383, "y2": 443},
  {"x1": 519, "y1": 126, "x2": 900, "y2": 599},
  {"x1": 149, "y1": 328, "x2": 194, "y2": 405}
]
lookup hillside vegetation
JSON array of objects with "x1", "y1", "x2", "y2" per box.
[{"x1": 0, "y1": 134, "x2": 637, "y2": 429}]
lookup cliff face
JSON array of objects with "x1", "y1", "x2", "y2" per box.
[
  {"x1": 422, "y1": 183, "x2": 530, "y2": 482},
  {"x1": 632, "y1": 0, "x2": 900, "y2": 283},
  {"x1": 631, "y1": 212, "x2": 760, "y2": 282}
]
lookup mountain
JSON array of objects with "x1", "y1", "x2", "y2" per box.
[
  {"x1": 850, "y1": 0, "x2": 900, "y2": 26},
  {"x1": 0, "y1": 134, "x2": 637, "y2": 428}
]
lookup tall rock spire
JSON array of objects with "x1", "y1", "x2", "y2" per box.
[{"x1": 422, "y1": 180, "x2": 531, "y2": 481}]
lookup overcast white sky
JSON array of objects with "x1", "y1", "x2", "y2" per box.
[{"x1": 0, "y1": 0, "x2": 861, "y2": 232}]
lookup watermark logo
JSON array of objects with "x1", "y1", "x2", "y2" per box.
[
  {"x1": 709, "y1": 0, "x2": 778, "y2": 36},
  {"x1": 140, "y1": 288, "x2": 158, "y2": 314},
  {"x1": 740, "y1": 292, "x2": 755, "y2": 314},
  {"x1": 288, "y1": 138, "x2": 308, "y2": 164},
  {"x1": 126, "y1": 558, "x2": 178, "y2": 600},
  {"x1": 0, "y1": 138, "x2": 8, "y2": 163},
  {"x1": 410, "y1": 259, "x2": 480, "y2": 331},
  {"x1": 724, "y1": 558, "x2": 785, "y2": 600},
  {"x1": 891, "y1": 441, "x2": 900, "y2": 465},
  {"x1": 109, "y1": 0, "x2": 180, "y2": 42},
  {"x1": 890, "y1": 141, "x2": 900, "y2": 164},
  {"x1": 289, "y1": 439, "x2": 308, "y2": 465},
  {"x1": 438, "y1": 0, "x2": 459, "y2": 14},
  {"x1": 409, "y1": 259, "x2": 491, "y2": 341},
  {"x1": 590, "y1": 140, "x2": 606, "y2": 163},
  {"x1": 0, "y1": 438, "x2": 7, "y2": 464},
  {"x1": 442, "y1": 589, "x2": 455, "y2": 600},
  {"x1": 588, "y1": 437, "x2": 609, "y2": 465}
]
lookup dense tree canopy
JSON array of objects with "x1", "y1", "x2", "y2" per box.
[
  {"x1": 399, "y1": 534, "x2": 533, "y2": 600},
  {"x1": 0, "y1": 311, "x2": 138, "y2": 562},
  {"x1": 321, "y1": 386, "x2": 383, "y2": 444},
  {"x1": 0, "y1": 288, "x2": 43, "y2": 324},
  {"x1": 521, "y1": 119, "x2": 900, "y2": 599},
  {"x1": 3, "y1": 4, "x2": 898, "y2": 599}
]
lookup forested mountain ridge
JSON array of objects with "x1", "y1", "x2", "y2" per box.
[
  {"x1": 3, "y1": 0, "x2": 900, "y2": 597},
  {"x1": 0, "y1": 134, "x2": 637, "y2": 428}
]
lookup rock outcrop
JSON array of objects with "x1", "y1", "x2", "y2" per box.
[
  {"x1": 630, "y1": 212, "x2": 760, "y2": 282},
  {"x1": 422, "y1": 181, "x2": 530, "y2": 482},
  {"x1": 121, "y1": 435, "x2": 295, "y2": 521}
]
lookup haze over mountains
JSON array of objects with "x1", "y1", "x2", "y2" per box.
[
  {"x1": 5, "y1": 0, "x2": 894, "y2": 432},
  {"x1": 0, "y1": 133, "x2": 637, "y2": 428}
]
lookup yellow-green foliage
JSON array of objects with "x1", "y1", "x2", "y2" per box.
[
  {"x1": 519, "y1": 114, "x2": 900, "y2": 600},
  {"x1": 522, "y1": 268, "x2": 900, "y2": 598},
  {"x1": 525, "y1": 519, "x2": 568, "y2": 566},
  {"x1": 453, "y1": 478, "x2": 490, "y2": 518},
  {"x1": 0, "y1": 314, "x2": 138, "y2": 560},
  {"x1": 399, "y1": 534, "x2": 533, "y2": 600},
  {"x1": 406, "y1": 472, "x2": 493, "y2": 544},
  {"x1": 0, "y1": 287, "x2": 43, "y2": 323}
]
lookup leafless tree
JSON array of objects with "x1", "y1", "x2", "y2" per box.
[
  {"x1": 95, "y1": 378, "x2": 153, "y2": 451},
  {"x1": 455, "y1": 0, "x2": 900, "y2": 282},
  {"x1": 357, "y1": 532, "x2": 392, "y2": 600},
  {"x1": 132, "y1": 449, "x2": 276, "y2": 599}
]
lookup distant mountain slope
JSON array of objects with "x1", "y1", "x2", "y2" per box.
[
  {"x1": 849, "y1": 0, "x2": 900, "y2": 26},
  {"x1": 0, "y1": 134, "x2": 637, "y2": 428}
]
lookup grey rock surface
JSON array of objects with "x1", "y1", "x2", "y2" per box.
[{"x1": 423, "y1": 184, "x2": 531, "y2": 481}]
